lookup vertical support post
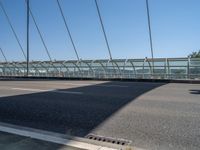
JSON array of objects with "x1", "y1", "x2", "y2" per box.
[
  {"x1": 145, "y1": 0, "x2": 154, "y2": 74},
  {"x1": 26, "y1": 0, "x2": 30, "y2": 76},
  {"x1": 165, "y1": 58, "x2": 167, "y2": 79},
  {"x1": 166, "y1": 58, "x2": 170, "y2": 79},
  {"x1": 187, "y1": 57, "x2": 190, "y2": 79}
]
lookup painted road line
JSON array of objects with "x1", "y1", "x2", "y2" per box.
[
  {"x1": 0, "y1": 122, "x2": 118, "y2": 150},
  {"x1": 0, "y1": 95, "x2": 7, "y2": 97},
  {"x1": 96, "y1": 85, "x2": 129, "y2": 88},
  {"x1": 53, "y1": 90, "x2": 83, "y2": 95},
  {"x1": 11, "y1": 88, "x2": 51, "y2": 92},
  {"x1": 65, "y1": 83, "x2": 129, "y2": 88},
  {"x1": 65, "y1": 83, "x2": 92, "y2": 86},
  {"x1": 5, "y1": 82, "x2": 128, "y2": 88},
  {"x1": 11, "y1": 88, "x2": 83, "y2": 95}
]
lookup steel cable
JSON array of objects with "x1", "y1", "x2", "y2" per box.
[
  {"x1": 24, "y1": 0, "x2": 60, "y2": 73},
  {"x1": 0, "y1": 47, "x2": 8, "y2": 62},
  {"x1": 56, "y1": 0, "x2": 80, "y2": 61},
  {"x1": 94, "y1": 0, "x2": 113, "y2": 60},
  {"x1": 145, "y1": 0, "x2": 154, "y2": 73},
  {"x1": 24, "y1": 0, "x2": 53, "y2": 62},
  {"x1": 0, "y1": 47, "x2": 12, "y2": 73},
  {"x1": 0, "y1": 1, "x2": 26, "y2": 60}
]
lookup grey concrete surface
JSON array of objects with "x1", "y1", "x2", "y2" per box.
[
  {"x1": 0, "y1": 80, "x2": 199, "y2": 149},
  {"x1": 0, "y1": 131, "x2": 80, "y2": 150}
]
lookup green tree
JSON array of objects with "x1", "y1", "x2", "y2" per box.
[{"x1": 188, "y1": 50, "x2": 200, "y2": 58}]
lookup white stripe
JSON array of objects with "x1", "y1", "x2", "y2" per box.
[
  {"x1": 53, "y1": 90, "x2": 83, "y2": 95},
  {"x1": 65, "y1": 83, "x2": 128, "y2": 88},
  {"x1": 96, "y1": 85, "x2": 128, "y2": 88},
  {"x1": 11, "y1": 88, "x2": 50, "y2": 92},
  {"x1": 65, "y1": 83, "x2": 92, "y2": 86},
  {"x1": 0, "y1": 122, "x2": 117, "y2": 150},
  {"x1": 11, "y1": 88, "x2": 83, "y2": 95},
  {"x1": 0, "y1": 95, "x2": 6, "y2": 97}
]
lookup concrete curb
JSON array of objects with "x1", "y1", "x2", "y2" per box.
[
  {"x1": 0, "y1": 122, "x2": 144, "y2": 150},
  {"x1": 0, "y1": 122, "x2": 116, "y2": 150}
]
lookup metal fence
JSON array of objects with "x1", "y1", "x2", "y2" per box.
[{"x1": 0, "y1": 57, "x2": 200, "y2": 80}]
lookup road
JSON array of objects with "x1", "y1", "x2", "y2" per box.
[
  {"x1": 0, "y1": 131, "x2": 79, "y2": 150},
  {"x1": 0, "y1": 79, "x2": 199, "y2": 149}
]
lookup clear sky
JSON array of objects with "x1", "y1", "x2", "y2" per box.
[{"x1": 0, "y1": 0, "x2": 200, "y2": 61}]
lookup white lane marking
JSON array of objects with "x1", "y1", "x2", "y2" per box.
[
  {"x1": 97, "y1": 85, "x2": 128, "y2": 88},
  {"x1": 53, "y1": 90, "x2": 83, "y2": 95},
  {"x1": 64, "y1": 83, "x2": 91, "y2": 86},
  {"x1": 11, "y1": 88, "x2": 83, "y2": 95},
  {"x1": 1, "y1": 82, "x2": 128, "y2": 88},
  {"x1": 65, "y1": 83, "x2": 129, "y2": 88},
  {"x1": 0, "y1": 95, "x2": 6, "y2": 97},
  {"x1": 11, "y1": 88, "x2": 51, "y2": 92},
  {"x1": 0, "y1": 122, "x2": 117, "y2": 150}
]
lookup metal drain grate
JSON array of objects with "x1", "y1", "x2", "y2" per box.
[{"x1": 86, "y1": 134, "x2": 131, "y2": 146}]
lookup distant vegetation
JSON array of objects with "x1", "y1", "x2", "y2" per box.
[{"x1": 188, "y1": 50, "x2": 200, "y2": 58}]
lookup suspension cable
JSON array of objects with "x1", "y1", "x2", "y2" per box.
[
  {"x1": 24, "y1": 0, "x2": 60, "y2": 73},
  {"x1": 94, "y1": 0, "x2": 113, "y2": 60},
  {"x1": 56, "y1": 0, "x2": 80, "y2": 61},
  {"x1": 0, "y1": 47, "x2": 12, "y2": 72},
  {"x1": 24, "y1": 0, "x2": 53, "y2": 62},
  {"x1": 0, "y1": 47, "x2": 8, "y2": 62},
  {"x1": 0, "y1": 1, "x2": 26, "y2": 60},
  {"x1": 145, "y1": 0, "x2": 154, "y2": 73}
]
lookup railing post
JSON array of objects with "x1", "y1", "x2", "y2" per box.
[{"x1": 187, "y1": 57, "x2": 190, "y2": 79}]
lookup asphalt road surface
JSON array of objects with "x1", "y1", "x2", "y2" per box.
[
  {"x1": 0, "y1": 131, "x2": 78, "y2": 150},
  {"x1": 0, "y1": 79, "x2": 199, "y2": 150}
]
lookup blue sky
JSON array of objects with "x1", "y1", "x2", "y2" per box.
[{"x1": 0, "y1": 0, "x2": 200, "y2": 61}]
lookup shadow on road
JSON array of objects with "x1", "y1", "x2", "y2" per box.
[
  {"x1": 190, "y1": 89, "x2": 200, "y2": 95},
  {"x1": 0, "y1": 81, "x2": 166, "y2": 148}
]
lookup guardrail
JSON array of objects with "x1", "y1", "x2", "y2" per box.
[{"x1": 0, "y1": 57, "x2": 200, "y2": 80}]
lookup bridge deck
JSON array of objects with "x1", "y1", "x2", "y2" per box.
[{"x1": 0, "y1": 80, "x2": 199, "y2": 149}]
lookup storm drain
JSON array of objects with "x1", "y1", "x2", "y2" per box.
[{"x1": 86, "y1": 134, "x2": 131, "y2": 146}]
